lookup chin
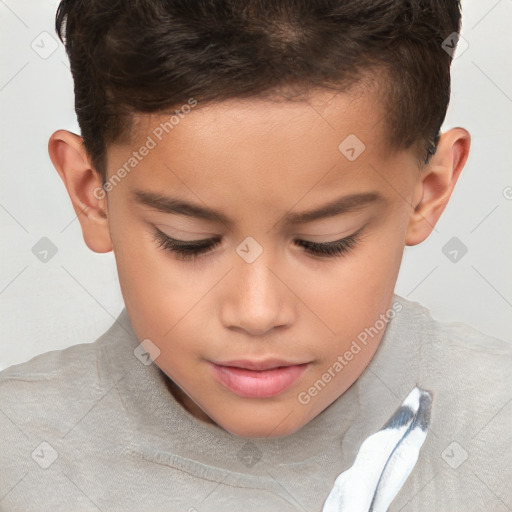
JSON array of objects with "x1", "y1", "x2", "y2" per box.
[{"x1": 216, "y1": 414, "x2": 305, "y2": 439}]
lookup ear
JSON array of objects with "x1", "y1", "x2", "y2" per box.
[
  {"x1": 406, "y1": 127, "x2": 471, "y2": 246},
  {"x1": 48, "y1": 130, "x2": 113, "y2": 253}
]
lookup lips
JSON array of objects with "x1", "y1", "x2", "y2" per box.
[
  {"x1": 214, "y1": 358, "x2": 306, "y2": 371},
  {"x1": 209, "y1": 359, "x2": 309, "y2": 398}
]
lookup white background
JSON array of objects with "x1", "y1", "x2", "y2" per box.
[{"x1": 1, "y1": 0, "x2": 511, "y2": 371}]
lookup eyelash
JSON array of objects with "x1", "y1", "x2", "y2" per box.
[{"x1": 152, "y1": 228, "x2": 363, "y2": 262}]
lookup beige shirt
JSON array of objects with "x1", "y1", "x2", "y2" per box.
[{"x1": 0, "y1": 294, "x2": 510, "y2": 511}]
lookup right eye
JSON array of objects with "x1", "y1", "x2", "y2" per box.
[{"x1": 152, "y1": 228, "x2": 221, "y2": 261}]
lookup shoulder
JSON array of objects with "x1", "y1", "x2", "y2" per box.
[
  {"x1": 0, "y1": 312, "x2": 140, "y2": 507},
  {"x1": 388, "y1": 296, "x2": 512, "y2": 509},
  {"x1": 0, "y1": 339, "x2": 107, "y2": 501},
  {"x1": 393, "y1": 294, "x2": 511, "y2": 395},
  {"x1": 393, "y1": 294, "x2": 511, "y2": 452},
  {"x1": 391, "y1": 295, "x2": 511, "y2": 434},
  {"x1": 0, "y1": 339, "x2": 104, "y2": 437},
  {"x1": 0, "y1": 338, "x2": 101, "y2": 381},
  {"x1": 0, "y1": 310, "x2": 133, "y2": 421},
  {"x1": 0, "y1": 309, "x2": 135, "y2": 445},
  {"x1": 392, "y1": 293, "x2": 512, "y2": 359}
]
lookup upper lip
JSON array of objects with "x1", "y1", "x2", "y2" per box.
[{"x1": 212, "y1": 359, "x2": 309, "y2": 371}]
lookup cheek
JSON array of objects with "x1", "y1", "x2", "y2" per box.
[
  {"x1": 290, "y1": 228, "x2": 403, "y2": 337},
  {"x1": 111, "y1": 222, "x2": 228, "y2": 353},
  {"x1": 109, "y1": 218, "x2": 192, "y2": 339}
]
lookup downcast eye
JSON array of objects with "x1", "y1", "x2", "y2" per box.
[{"x1": 152, "y1": 227, "x2": 364, "y2": 261}]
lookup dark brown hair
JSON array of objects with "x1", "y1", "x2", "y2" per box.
[{"x1": 55, "y1": 0, "x2": 462, "y2": 180}]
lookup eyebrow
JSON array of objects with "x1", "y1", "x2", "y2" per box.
[{"x1": 132, "y1": 189, "x2": 383, "y2": 227}]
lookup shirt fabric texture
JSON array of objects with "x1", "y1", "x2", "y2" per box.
[{"x1": 0, "y1": 294, "x2": 511, "y2": 511}]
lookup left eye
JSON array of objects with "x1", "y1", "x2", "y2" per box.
[{"x1": 152, "y1": 227, "x2": 363, "y2": 261}]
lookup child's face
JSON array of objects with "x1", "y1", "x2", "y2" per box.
[{"x1": 103, "y1": 88, "x2": 426, "y2": 438}]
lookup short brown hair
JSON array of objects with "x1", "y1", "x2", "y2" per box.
[{"x1": 55, "y1": 0, "x2": 461, "y2": 180}]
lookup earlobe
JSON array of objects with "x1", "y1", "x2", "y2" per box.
[
  {"x1": 48, "y1": 130, "x2": 113, "y2": 253},
  {"x1": 405, "y1": 127, "x2": 471, "y2": 246}
]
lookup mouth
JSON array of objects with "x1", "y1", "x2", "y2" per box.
[{"x1": 209, "y1": 359, "x2": 310, "y2": 398}]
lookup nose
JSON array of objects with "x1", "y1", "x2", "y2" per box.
[{"x1": 220, "y1": 251, "x2": 294, "y2": 336}]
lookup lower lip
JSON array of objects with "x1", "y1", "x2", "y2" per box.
[{"x1": 209, "y1": 362, "x2": 309, "y2": 398}]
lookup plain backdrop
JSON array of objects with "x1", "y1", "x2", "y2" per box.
[{"x1": 1, "y1": 0, "x2": 511, "y2": 371}]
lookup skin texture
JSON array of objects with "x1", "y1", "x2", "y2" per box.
[{"x1": 48, "y1": 86, "x2": 470, "y2": 438}]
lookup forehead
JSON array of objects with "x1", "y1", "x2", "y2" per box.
[
  {"x1": 104, "y1": 83, "x2": 411, "y2": 214},
  {"x1": 126, "y1": 81, "x2": 388, "y2": 158}
]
